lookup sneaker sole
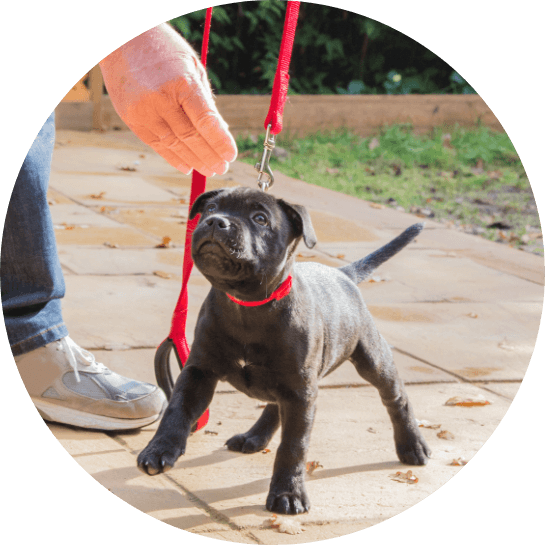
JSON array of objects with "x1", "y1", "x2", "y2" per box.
[{"x1": 34, "y1": 398, "x2": 167, "y2": 431}]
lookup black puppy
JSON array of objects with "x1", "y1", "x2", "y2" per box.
[{"x1": 138, "y1": 187, "x2": 431, "y2": 515}]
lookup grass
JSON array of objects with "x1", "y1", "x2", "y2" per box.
[{"x1": 236, "y1": 125, "x2": 542, "y2": 254}]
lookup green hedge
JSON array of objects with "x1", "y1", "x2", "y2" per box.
[{"x1": 170, "y1": 1, "x2": 475, "y2": 96}]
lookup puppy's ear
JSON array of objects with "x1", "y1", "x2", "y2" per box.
[
  {"x1": 278, "y1": 200, "x2": 317, "y2": 249},
  {"x1": 189, "y1": 190, "x2": 223, "y2": 220}
]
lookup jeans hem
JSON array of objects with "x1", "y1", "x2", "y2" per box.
[{"x1": 11, "y1": 323, "x2": 68, "y2": 357}]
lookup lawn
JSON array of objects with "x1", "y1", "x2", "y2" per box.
[{"x1": 236, "y1": 125, "x2": 542, "y2": 254}]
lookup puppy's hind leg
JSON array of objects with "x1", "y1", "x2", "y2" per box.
[
  {"x1": 350, "y1": 329, "x2": 431, "y2": 465},
  {"x1": 226, "y1": 403, "x2": 280, "y2": 453}
]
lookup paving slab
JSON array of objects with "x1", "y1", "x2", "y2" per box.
[
  {"x1": 50, "y1": 202, "x2": 122, "y2": 227},
  {"x1": 50, "y1": 172, "x2": 178, "y2": 205},
  {"x1": 319, "y1": 244, "x2": 543, "y2": 305},
  {"x1": 58, "y1": 247, "x2": 186, "y2": 276},
  {"x1": 53, "y1": 140, "x2": 177, "y2": 177},
  {"x1": 370, "y1": 301, "x2": 539, "y2": 381}
]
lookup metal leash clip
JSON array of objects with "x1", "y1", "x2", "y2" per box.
[{"x1": 255, "y1": 124, "x2": 276, "y2": 191}]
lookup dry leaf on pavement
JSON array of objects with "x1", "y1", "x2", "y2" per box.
[
  {"x1": 262, "y1": 449, "x2": 271, "y2": 454},
  {"x1": 445, "y1": 395, "x2": 491, "y2": 407},
  {"x1": 90, "y1": 192, "x2": 106, "y2": 199},
  {"x1": 155, "y1": 236, "x2": 172, "y2": 248},
  {"x1": 450, "y1": 457, "x2": 468, "y2": 466},
  {"x1": 306, "y1": 461, "x2": 323, "y2": 475},
  {"x1": 416, "y1": 419, "x2": 441, "y2": 429},
  {"x1": 269, "y1": 515, "x2": 306, "y2": 534},
  {"x1": 369, "y1": 202, "x2": 384, "y2": 209},
  {"x1": 437, "y1": 430, "x2": 455, "y2": 441},
  {"x1": 390, "y1": 470, "x2": 418, "y2": 484}
]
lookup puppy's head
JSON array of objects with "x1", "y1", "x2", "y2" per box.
[{"x1": 189, "y1": 187, "x2": 316, "y2": 298}]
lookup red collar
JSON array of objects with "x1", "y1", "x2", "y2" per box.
[{"x1": 226, "y1": 275, "x2": 292, "y2": 307}]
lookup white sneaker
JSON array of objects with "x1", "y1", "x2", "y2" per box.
[{"x1": 15, "y1": 336, "x2": 167, "y2": 431}]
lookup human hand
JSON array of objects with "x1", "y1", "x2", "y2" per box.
[{"x1": 100, "y1": 24, "x2": 237, "y2": 177}]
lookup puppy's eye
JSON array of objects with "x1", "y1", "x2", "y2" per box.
[
  {"x1": 253, "y1": 213, "x2": 268, "y2": 226},
  {"x1": 206, "y1": 203, "x2": 217, "y2": 213}
]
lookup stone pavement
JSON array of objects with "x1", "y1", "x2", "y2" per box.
[{"x1": 41, "y1": 129, "x2": 543, "y2": 542}]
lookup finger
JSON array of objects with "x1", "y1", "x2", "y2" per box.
[
  {"x1": 126, "y1": 122, "x2": 193, "y2": 175},
  {"x1": 158, "y1": 103, "x2": 229, "y2": 173},
  {"x1": 139, "y1": 102, "x2": 226, "y2": 177},
  {"x1": 176, "y1": 77, "x2": 238, "y2": 163}
]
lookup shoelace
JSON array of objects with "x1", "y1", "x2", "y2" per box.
[{"x1": 58, "y1": 336, "x2": 107, "y2": 383}]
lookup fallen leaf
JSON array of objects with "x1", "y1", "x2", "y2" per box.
[
  {"x1": 262, "y1": 449, "x2": 271, "y2": 454},
  {"x1": 306, "y1": 461, "x2": 323, "y2": 475},
  {"x1": 118, "y1": 165, "x2": 137, "y2": 172},
  {"x1": 54, "y1": 223, "x2": 76, "y2": 231},
  {"x1": 336, "y1": 254, "x2": 345, "y2": 259},
  {"x1": 416, "y1": 420, "x2": 441, "y2": 430},
  {"x1": 103, "y1": 242, "x2": 119, "y2": 248},
  {"x1": 153, "y1": 271, "x2": 172, "y2": 279},
  {"x1": 450, "y1": 457, "x2": 468, "y2": 466},
  {"x1": 204, "y1": 430, "x2": 218, "y2": 436},
  {"x1": 445, "y1": 395, "x2": 491, "y2": 407},
  {"x1": 269, "y1": 515, "x2": 305, "y2": 535},
  {"x1": 437, "y1": 430, "x2": 455, "y2": 441},
  {"x1": 155, "y1": 236, "x2": 172, "y2": 248},
  {"x1": 369, "y1": 202, "x2": 384, "y2": 209},
  {"x1": 90, "y1": 192, "x2": 106, "y2": 199},
  {"x1": 139, "y1": 154, "x2": 146, "y2": 159},
  {"x1": 390, "y1": 470, "x2": 418, "y2": 484}
]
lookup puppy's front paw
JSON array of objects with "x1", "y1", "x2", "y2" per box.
[
  {"x1": 137, "y1": 440, "x2": 184, "y2": 476},
  {"x1": 266, "y1": 487, "x2": 310, "y2": 515}
]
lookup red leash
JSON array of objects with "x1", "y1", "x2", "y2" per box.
[
  {"x1": 156, "y1": 3, "x2": 300, "y2": 432},
  {"x1": 264, "y1": 1, "x2": 300, "y2": 135}
]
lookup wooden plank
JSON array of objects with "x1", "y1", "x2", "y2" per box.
[
  {"x1": 216, "y1": 95, "x2": 503, "y2": 136},
  {"x1": 89, "y1": 65, "x2": 105, "y2": 130},
  {"x1": 55, "y1": 94, "x2": 503, "y2": 135}
]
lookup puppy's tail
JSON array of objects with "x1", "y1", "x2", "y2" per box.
[{"x1": 339, "y1": 222, "x2": 424, "y2": 284}]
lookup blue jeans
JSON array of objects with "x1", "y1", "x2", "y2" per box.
[{"x1": 1, "y1": 112, "x2": 68, "y2": 356}]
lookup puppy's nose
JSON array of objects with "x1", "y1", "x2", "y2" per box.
[{"x1": 206, "y1": 215, "x2": 231, "y2": 230}]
